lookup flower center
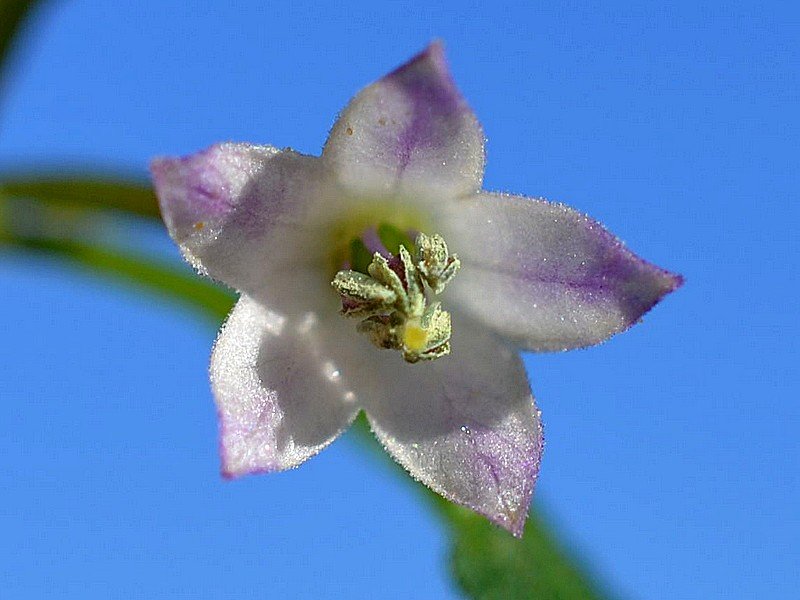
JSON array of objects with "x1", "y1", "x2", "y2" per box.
[{"x1": 331, "y1": 226, "x2": 460, "y2": 363}]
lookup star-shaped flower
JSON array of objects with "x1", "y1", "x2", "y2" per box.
[{"x1": 151, "y1": 43, "x2": 681, "y2": 536}]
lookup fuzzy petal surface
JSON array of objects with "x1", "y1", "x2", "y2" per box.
[
  {"x1": 211, "y1": 296, "x2": 360, "y2": 477},
  {"x1": 323, "y1": 42, "x2": 484, "y2": 198},
  {"x1": 439, "y1": 192, "x2": 683, "y2": 351},
  {"x1": 151, "y1": 143, "x2": 326, "y2": 300},
  {"x1": 361, "y1": 313, "x2": 542, "y2": 536}
]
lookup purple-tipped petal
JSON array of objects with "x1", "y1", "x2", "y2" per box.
[
  {"x1": 323, "y1": 42, "x2": 485, "y2": 198},
  {"x1": 151, "y1": 143, "x2": 325, "y2": 298},
  {"x1": 440, "y1": 192, "x2": 683, "y2": 351},
  {"x1": 211, "y1": 296, "x2": 360, "y2": 477},
  {"x1": 361, "y1": 313, "x2": 542, "y2": 535}
]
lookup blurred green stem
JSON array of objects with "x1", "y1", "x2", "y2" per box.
[
  {"x1": 4, "y1": 234, "x2": 235, "y2": 323},
  {"x1": 0, "y1": 0, "x2": 43, "y2": 96},
  {"x1": 0, "y1": 174, "x2": 160, "y2": 218}
]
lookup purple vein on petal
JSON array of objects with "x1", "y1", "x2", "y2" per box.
[
  {"x1": 519, "y1": 218, "x2": 683, "y2": 325},
  {"x1": 385, "y1": 42, "x2": 463, "y2": 174},
  {"x1": 151, "y1": 148, "x2": 238, "y2": 223}
]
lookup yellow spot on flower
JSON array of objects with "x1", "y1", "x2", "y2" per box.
[
  {"x1": 403, "y1": 320, "x2": 429, "y2": 353},
  {"x1": 193, "y1": 221, "x2": 205, "y2": 230}
]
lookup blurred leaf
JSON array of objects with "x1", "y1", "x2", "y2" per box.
[
  {"x1": 443, "y1": 504, "x2": 609, "y2": 600},
  {"x1": 0, "y1": 188, "x2": 232, "y2": 321},
  {"x1": 349, "y1": 413, "x2": 611, "y2": 600},
  {"x1": 1, "y1": 233, "x2": 234, "y2": 323},
  {"x1": 1, "y1": 174, "x2": 612, "y2": 600},
  {"x1": 0, "y1": 0, "x2": 41, "y2": 90},
  {"x1": 0, "y1": 173, "x2": 161, "y2": 219}
]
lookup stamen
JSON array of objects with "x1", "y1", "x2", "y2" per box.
[{"x1": 331, "y1": 231, "x2": 460, "y2": 363}]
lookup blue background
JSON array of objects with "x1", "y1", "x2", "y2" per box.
[{"x1": 1, "y1": 1, "x2": 797, "y2": 598}]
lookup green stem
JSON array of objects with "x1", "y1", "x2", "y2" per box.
[
  {"x1": 0, "y1": 0, "x2": 44, "y2": 97},
  {"x1": 1, "y1": 234, "x2": 234, "y2": 324},
  {"x1": 0, "y1": 173, "x2": 160, "y2": 219}
]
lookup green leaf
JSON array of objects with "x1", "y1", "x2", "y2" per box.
[
  {"x1": 0, "y1": 173, "x2": 161, "y2": 219},
  {"x1": 0, "y1": 0, "x2": 42, "y2": 92}
]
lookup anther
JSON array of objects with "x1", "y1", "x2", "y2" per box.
[{"x1": 331, "y1": 231, "x2": 460, "y2": 363}]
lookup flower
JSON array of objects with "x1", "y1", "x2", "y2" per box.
[{"x1": 151, "y1": 43, "x2": 681, "y2": 536}]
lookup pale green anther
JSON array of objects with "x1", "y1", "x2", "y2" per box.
[
  {"x1": 421, "y1": 302, "x2": 451, "y2": 348},
  {"x1": 331, "y1": 270, "x2": 398, "y2": 317},
  {"x1": 398, "y1": 245, "x2": 425, "y2": 318},
  {"x1": 368, "y1": 253, "x2": 406, "y2": 301},
  {"x1": 331, "y1": 231, "x2": 460, "y2": 364},
  {"x1": 416, "y1": 232, "x2": 460, "y2": 294}
]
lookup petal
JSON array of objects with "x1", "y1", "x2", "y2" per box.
[
  {"x1": 151, "y1": 143, "x2": 326, "y2": 298},
  {"x1": 361, "y1": 313, "x2": 542, "y2": 536},
  {"x1": 211, "y1": 295, "x2": 360, "y2": 477},
  {"x1": 323, "y1": 42, "x2": 484, "y2": 198},
  {"x1": 439, "y1": 192, "x2": 683, "y2": 351}
]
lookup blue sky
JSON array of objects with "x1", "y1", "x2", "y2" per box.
[{"x1": 1, "y1": 1, "x2": 798, "y2": 598}]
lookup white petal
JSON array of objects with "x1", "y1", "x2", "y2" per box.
[
  {"x1": 151, "y1": 143, "x2": 328, "y2": 301},
  {"x1": 439, "y1": 192, "x2": 683, "y2": 351},
  {"x1": 211, "y1": 296, "x2": 360, "y2": 477},
  {"x1": 361, "y1": 313, "x2": 542, "y2": 536},
  {"x1": 323, "y1": 43, "x2": 484, "y2": 198}
]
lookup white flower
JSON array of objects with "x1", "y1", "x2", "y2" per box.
[{"x1": 151, "y1": 43, "x2": 681, "y2": 536}]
